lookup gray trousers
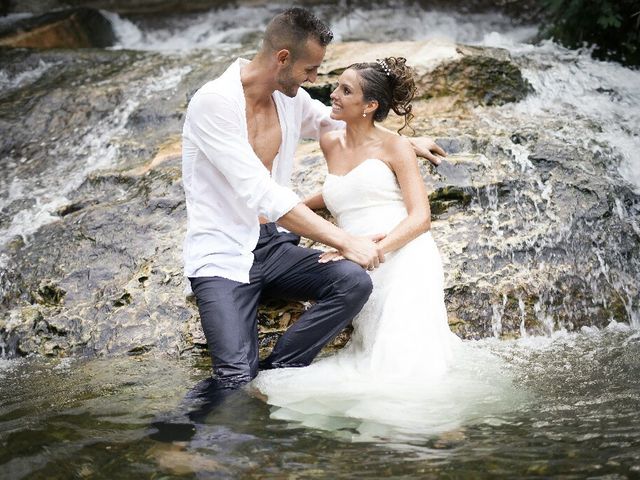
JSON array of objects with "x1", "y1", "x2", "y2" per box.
[{"x1": 189, "y1": 223, "x2": 373, "y2": 387}]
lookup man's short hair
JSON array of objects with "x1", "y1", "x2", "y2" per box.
[{"x1": 263, "y1": 7, "x2": 333, "y2": 58}]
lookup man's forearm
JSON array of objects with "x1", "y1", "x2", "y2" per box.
[
  {"x1": 278, "y1": 204, "x2": 385, "y2": 269},
  {"x1": 277, "y1": 203, "x2": 348, "y2": 250}
]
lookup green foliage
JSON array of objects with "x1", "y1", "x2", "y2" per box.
[{"x1": 540, "y1": 0, "x2": 640, "y2": 67}]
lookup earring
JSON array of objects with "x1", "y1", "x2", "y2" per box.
[{"x1": 362, "y1": 112, "x2": 367, "y2": 117}]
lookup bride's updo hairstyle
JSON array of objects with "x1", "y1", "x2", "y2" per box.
[{"x1": 349, "y1": 56, "x2": 417, "y2": 134}]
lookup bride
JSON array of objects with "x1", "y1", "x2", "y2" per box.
[
  {"x1": 252, "y1": 58, "x2": 487, "y2": 437},
  {"x1": 310, "y1": 56, "x2": 460, "y2": 376}
]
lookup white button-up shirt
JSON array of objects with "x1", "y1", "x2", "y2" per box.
[{"x1": 182, "y1": 58, "x2": 342, "y2": 283}]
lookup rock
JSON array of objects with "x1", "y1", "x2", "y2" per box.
[
  {"x1": 21, "y1": 306, "x2": 44, "y2": 326},
  {"x1": 319, "y1": 39, "x2": 463, "y2": 77},
  {"x1": 32, "y1": 281, "x2": 66, "y2": 306},
  {"x1": 0, "y1": 46, "x2": 225, "y2": 358},
  {"x1": 0, "y1": 8, "x2": 116, "y2": 49},
  {"x1": 308, "y1": 40, "x2": 533, "y2": 109},
  {"x1": 429, "y1": 133, "x2": 640, "y2": 338},
  {"x1": 0, "y1": 161, "x2": 190, "y2": 355},
  {"x1": 418, "y1": 48, "x2": 534, "y2": 106},
  {"x1": 0, "y1": 38, "x2": 637, "y2": 360}
]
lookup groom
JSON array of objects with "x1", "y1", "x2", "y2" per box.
[{"x1": 182, "y1": 7, "x2": 445, "y2": 388}]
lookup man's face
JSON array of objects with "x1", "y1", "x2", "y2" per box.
[{"x1": 276, "y1": 38, "x2": 326, "y2": 97}]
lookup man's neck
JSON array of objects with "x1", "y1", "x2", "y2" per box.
[{"x1": 240, "y1": 56, "x2": 277, "y2": 109}]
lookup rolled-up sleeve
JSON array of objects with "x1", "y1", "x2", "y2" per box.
[
  {"x1": 185, "y1": 92, "x2": 301, "y2": 222},
  {"x1": 298, "y1": 88, "x2": 345, "y2": 141}
]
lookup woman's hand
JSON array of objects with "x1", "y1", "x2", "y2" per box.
[
  {"x1": 318, "y1": 250, "x2": 345, "y2": 263},
  {"x1": 319, "y1": 232, "x2": 386, "y2": 269}
]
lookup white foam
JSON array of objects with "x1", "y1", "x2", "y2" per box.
[
  {"x1": 104, "y1": 4, "x2": 537, "y2": 52},
  {"x1": 331, "y1": 7, "x2": 537, "y2": 45},
  {"x1": 52, "y1": 357, "x2": 75, "y2": 371},
  {"x1": 0, "y1": 358, "x2": 21, "y2": 378},
  {"x1": 497, "y1": 40, "x2": 640, "y2": 193},
  {"x1": 104, "y1": 7, "x2": 276, "y2": 52},
  {"x1": 0, "y1": 59, "x2": 58, "y2": 92},
  {"x1": 0, "y1": 12, "x2": 32, "y2": 27}
]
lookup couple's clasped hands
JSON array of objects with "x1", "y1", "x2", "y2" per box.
[{"x1": 319, "y1": 233, "x2": 386, "y2": 271}]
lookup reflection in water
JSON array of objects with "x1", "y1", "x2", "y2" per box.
[{"x1": 1, "y1": 326, "x2": 639, "y2": 478}]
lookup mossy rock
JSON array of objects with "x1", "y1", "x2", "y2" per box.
[
  {"x1": 429, "y1": 186, "x2": 472, "y2": 216},
  {"x1": 418, "y1": 54, "x2": 534, "y2": 106}
]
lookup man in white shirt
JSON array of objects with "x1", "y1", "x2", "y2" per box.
[{"x1": 182, "y1": 8, "x2": 445, "y2": 388}]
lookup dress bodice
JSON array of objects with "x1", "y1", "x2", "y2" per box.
[{"x1": 322, "y1": 158, "x2": 408, "y2": 236}]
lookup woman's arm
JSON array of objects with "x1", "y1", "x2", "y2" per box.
[
  {"x1": 308, "y1": 130, "x2": 341, "y2": 211},
  {"x1": 376, "y1": 136, "x2": 431, "y2": 255}
]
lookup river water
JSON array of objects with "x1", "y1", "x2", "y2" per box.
[
  {"x1": 1, "y1": 325, "x2": 639, "y2": 478},
  {"x1": 1, "y1": 2, "x2": 640, "y2": 478}
]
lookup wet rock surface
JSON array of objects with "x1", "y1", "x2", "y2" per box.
[
  {"x1": 0, "y1": 39, "x2": 638, "y2": 359},
  {"x1": 0, "y1": 46, "x2": 222, "y2": 357},
  {"x1": 0, "y1": 8, "x2": 116, "y2": 48}
]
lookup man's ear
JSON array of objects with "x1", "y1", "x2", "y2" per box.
[{"x1": 276, "y1": 49, "x2": 291, "y2": 66}]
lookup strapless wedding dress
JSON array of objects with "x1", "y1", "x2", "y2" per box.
[{"x1": 253, "y1": 159, "x2": 520, "y2": 439}]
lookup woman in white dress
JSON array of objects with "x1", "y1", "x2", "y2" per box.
[
  {"x1": 308, "y1": 56, "x2": 460, "y2": 377},
  {"x1": 252, "y1": 58, "x2": 515, "y2": 438}
]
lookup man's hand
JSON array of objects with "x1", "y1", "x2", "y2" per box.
[
  {"x1": 409, "y1": 137, "x2": 447, "y2": 166},
  {"x1": 332, "y1": 233, "x2": 386, "y2": 270},
  {"x1": 277, "y1": 204, "x2": 384, "y2": 269}
]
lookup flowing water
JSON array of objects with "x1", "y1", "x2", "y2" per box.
[
  {"x1": 1, "y1": 324, "x2": 639, "y2": 478},
  {"x1": 2, "y1": 2, "x2": 640, "y2": 478}
]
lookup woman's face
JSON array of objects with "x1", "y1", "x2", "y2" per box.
[{"x1": 329, "y1": 68, "x2": 368, "y2": 121}]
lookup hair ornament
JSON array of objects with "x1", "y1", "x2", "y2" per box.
[{"x1": 376, "y1": 58, "x2": 391, "y2": 77}]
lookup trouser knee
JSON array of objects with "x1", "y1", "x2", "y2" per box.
[
  {"x1": 346, "y1": 267, "x2": 373, "y2": 305},
  {"x1": 331, "y1": 262, "x2": 373, "y2": 309}
]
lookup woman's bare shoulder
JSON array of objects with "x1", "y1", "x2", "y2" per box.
[
  {"x1": 320, "y1": 129, "x2": 343, "y2": 155},
  {"x1": 381, "y1": 132, "x2": 415, "y2": 163}
]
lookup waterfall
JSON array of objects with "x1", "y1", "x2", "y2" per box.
[
  {"x1": 0, "y1": 63, "x2": 191, "y2": 264},
  {"x1": 1, "y1": 3, "x2": 638, "y2": 360}
]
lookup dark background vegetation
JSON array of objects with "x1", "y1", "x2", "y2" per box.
[{"x1": 541, "y1": 0, "x2": 640, "y2": 66}]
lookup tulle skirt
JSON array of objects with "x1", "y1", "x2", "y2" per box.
[{"x1": 251, "y1": 233, "x2": 523, "y2": 440}]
